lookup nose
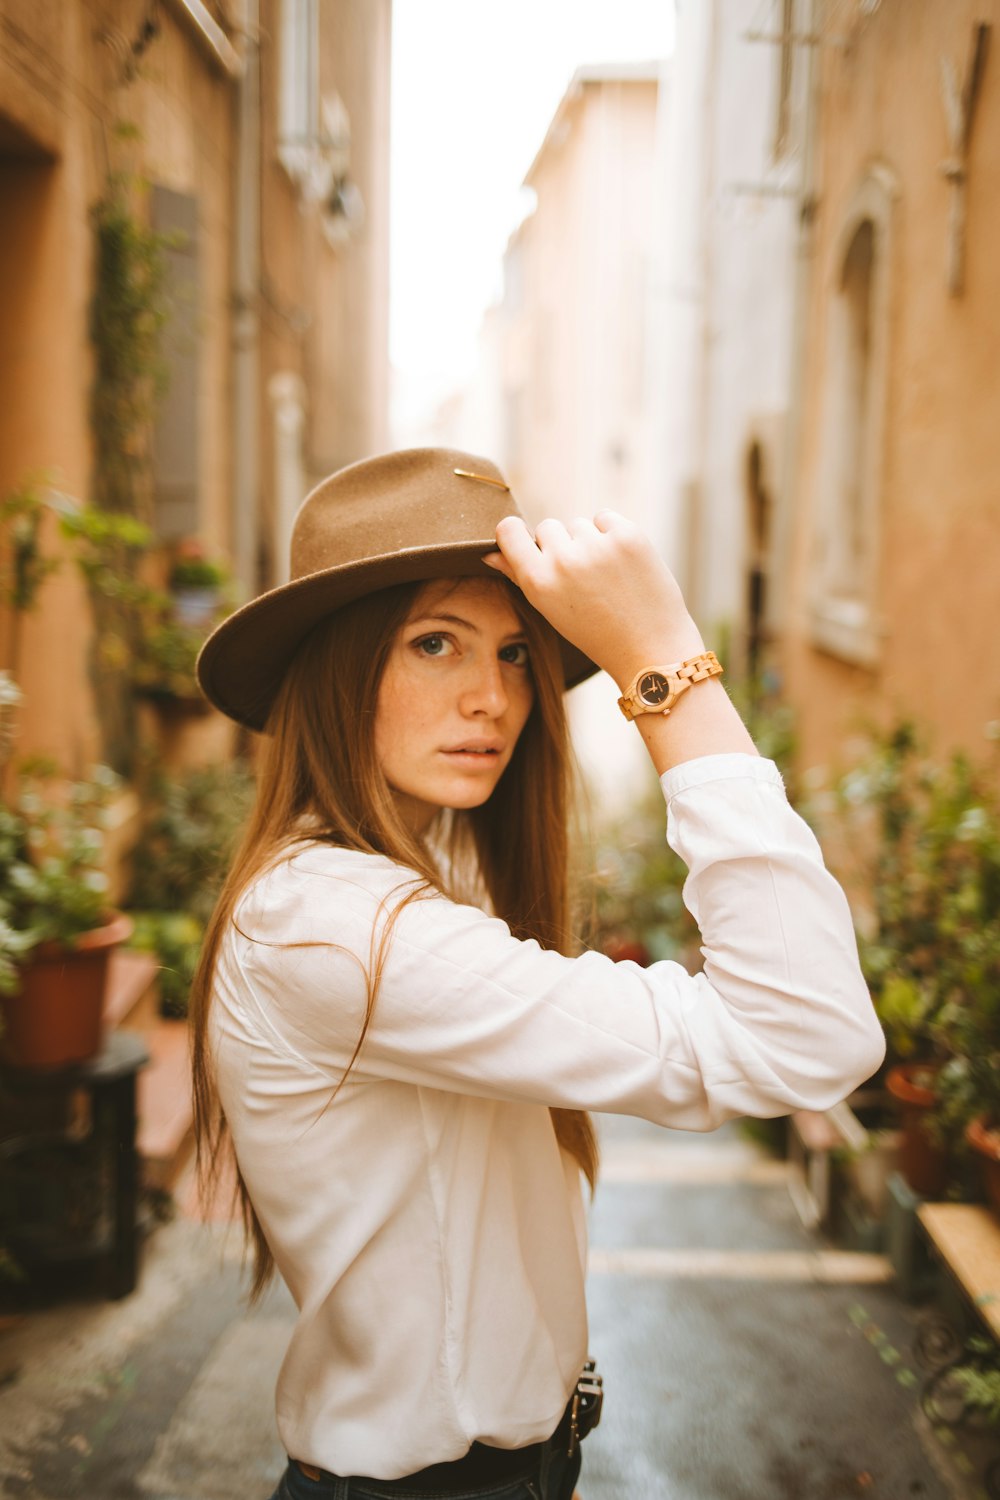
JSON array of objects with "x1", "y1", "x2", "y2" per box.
[{"x1": 458, "y1": 657, "x2": 509, "y2": 718}]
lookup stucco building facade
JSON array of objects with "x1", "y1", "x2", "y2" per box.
[
  {"x1": 0, "y1": 0, "x2": 390, "y2": 772},
  {"x1": 497, "y1": 64, "x2": 662, "y2": 532},
  {"x1": 779, "y1": 0, "x2": 1000, "y2": 767},
  {"x1": 489, "y1": 64, "x2": 663, "y2": 801},
  {"x1": 644, "y1": 0, "x2": 809, "y2": 679}
]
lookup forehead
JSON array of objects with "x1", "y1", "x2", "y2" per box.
[{"x1": 407, "y1": 576, "x2": 524, "y2": 632}]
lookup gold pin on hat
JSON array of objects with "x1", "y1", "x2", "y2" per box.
[{"x1": 453, "y1": 468, "x2": 510, "y2": 491}]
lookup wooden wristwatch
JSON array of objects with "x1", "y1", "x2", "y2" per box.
[{"x1": 616, "y1": 651, "x2": 724, "y2": 721}]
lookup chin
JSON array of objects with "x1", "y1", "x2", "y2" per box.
[{"x1": 439, "y1": 778, "x2": 503, "y2": 813}]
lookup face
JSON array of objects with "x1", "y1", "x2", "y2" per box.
[{"x1": 375, "y1": 577, "x2": 535, "y2": 834}]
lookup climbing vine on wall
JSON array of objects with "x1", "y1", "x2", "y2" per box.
[
  {"x1": 87, "y1": 174, "x2": 171, "y2": 772},
  {"x1": 89, "y1": 177, "x2": 169, "y2": 522}
]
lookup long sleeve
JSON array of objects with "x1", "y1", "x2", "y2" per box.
[{"x1": 230, "y1": 753, "x2": 884, "y2": 1130}]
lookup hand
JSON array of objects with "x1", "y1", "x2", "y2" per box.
[{"x1": 482, "y1": 512, "x2": 704, "y2": 688}]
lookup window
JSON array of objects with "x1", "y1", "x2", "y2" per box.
[
  {"x1": 810, "y1": 168, "x2": 896, "y2": 666},
  {"x1": 277, "y1": 0, "x2": 319, "y2": 187},
  {"x1": 151, "y1": 187, "x2": 200, "y2": 540}
]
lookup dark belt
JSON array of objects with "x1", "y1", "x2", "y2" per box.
[{"x1": 293, "y1": 1363, "x2": 603, "y2": 1495}]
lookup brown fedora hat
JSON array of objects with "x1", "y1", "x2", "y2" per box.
[{"x1": 197, "y1": 446, "x2": 597, "y2": 731}]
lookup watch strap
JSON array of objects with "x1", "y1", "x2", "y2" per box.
[{"x1": 617, "y1": 651, "x2": 723, "y2": 721}]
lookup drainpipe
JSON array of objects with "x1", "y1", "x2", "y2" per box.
[
  {"x1": 165, "y1": 0, "x2": 243, "y2": 76},
  {"x1": 232, "y1": 0, "x2": 261, "y2": 595},
  {"x1": 771, "y1": 0, "x2": 821, "y2": 638}
]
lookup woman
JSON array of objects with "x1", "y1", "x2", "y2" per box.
[{"x1": 192, "y1": 447, "x2": 885, "y2": 1500}]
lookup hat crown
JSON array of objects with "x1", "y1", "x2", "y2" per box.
[
  {"x1": 291, "y1": 447, "x2": 513, "y2": 580},
  {"x1": 197, "y1": 444, "x2": 597, "y2": 731}
]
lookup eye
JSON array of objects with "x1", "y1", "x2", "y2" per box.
[
  {"x1": 499, "y1": 641, "x2": 530, "y2": 667},
  {"x1": 413, "y1": 633, "x2": 454, "y2": 658}
]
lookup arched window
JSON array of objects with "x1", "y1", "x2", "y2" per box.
[{"x1": 811, "y1": 168, "x2": 896, "y2": 665}]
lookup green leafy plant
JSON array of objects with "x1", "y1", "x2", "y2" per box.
[
  {"x1": 59, "y1": 507, "x2": 229, "y2": 714},
  {"x1": 169, "y1": 539, "x2": 232, "y2": 593},
  {"x1": 128, "y1": 910, "x2": 204, "y2": 1018},
  {"x1": 129, "y1": 761, "x2": 254, "y2": 925},
  {"x1": 0, "y1": 760, "x2": 121, "y2": 993},
  {"x1": 583, "y1": 691, "x2": 797, "y2": 966},
  {"x1": 0, "y1": 476, "x2": 70, "y2": 683},
  {"x1": 0, "y1": 477, "x2": 61, "y2": 615},
  {"x1": 824, "y1": 723, "x2": 1000, "y2": 1070},
  {"x1": 585, "y1": 781, "x2": 698, "y2": 966},
  {"x1": 124, "y1": 761, "x2": 254, "y2": 1017},
  {"x1": 943, "y1": 1337, "x2": 1000, "y2": 1427},
  {"x1": 89, "y1": 180, "x2": 170, "y2": 523},
  {"x1": 809, "y1": 720, "x2": 1000, "y2": 1180},
  {"x1": 85, "y1": 172, "x2": 173, "y2": 770},
  {"x1": 133, "y1": 617, "x2": 208, "y2": 700}
]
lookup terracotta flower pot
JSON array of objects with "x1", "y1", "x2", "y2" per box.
[
  {"x1": 886, "y1": 1062, "x2": 950, "y2": 1198},
  {"x1": 966, "y1": 1117, "x2": 1000, "y2": 1219},
  {"x1": 0, "y1": 912, "x2": 133, "y2": 1071}
]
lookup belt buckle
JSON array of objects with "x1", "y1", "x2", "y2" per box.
[{"x1": 567, "y1": 1359, "x2": 604, "y2": 1458}]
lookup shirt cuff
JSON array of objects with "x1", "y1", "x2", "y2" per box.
[{"x1": 659, "y1": 752, "x2": 785, "y2": 806}]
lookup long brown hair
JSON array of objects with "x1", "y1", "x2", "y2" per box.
[{"x1": 190, "y1": 576, "x2": 598, "y2": 1298}]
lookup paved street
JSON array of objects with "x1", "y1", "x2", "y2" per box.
[
  {"x1": 0, "y1": 1118, "x2": 981, "y2": 1500},
  {"x1": 583, "y1": 1117, "x2": 952, "y2": 1499}
]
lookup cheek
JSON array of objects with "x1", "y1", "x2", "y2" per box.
[
  {"x1": 375, "y1": 658, "x2": 434, "y2": 760},
  {"x1": 374, "y1": 661, "x2": 407, "y2": 763},
  {"x1": 509, "y1": 679, "x2": 535, "y2": 741}
]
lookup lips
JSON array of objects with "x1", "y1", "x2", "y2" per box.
[{"x1": 442, "y1": 741, "x2": 504, "y2": 756}]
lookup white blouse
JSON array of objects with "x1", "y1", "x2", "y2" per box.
[{"x1": 210, "y1": 753, "x2": 884, "y2": 1480}]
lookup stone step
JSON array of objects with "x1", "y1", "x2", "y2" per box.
[{"x1": 137, "y1": 1018, "x2": 194, "y2": 1192}]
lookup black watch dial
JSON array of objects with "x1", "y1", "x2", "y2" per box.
[{"x1": 637, "y1": 671, "x2": 671, "y2": 706}]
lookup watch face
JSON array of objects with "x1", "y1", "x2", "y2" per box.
[{"x1": 637, "y1": 671, "x2": 671, "y2": 706}]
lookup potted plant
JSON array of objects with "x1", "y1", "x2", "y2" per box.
[
  {"x1": 827, "y1": 723, "x2": 1000, "y2": 1197},
  {"x1": 131, "y1": 543, "x2": 236, "y2": 710},
  {"x1": 0, "y1": 756, "x2": 131, "y2": 1069},
  {"x1": 168, "y1": 538, "x2": 232, "y2": 627},
  {"x1": 936, "y1": 1006, "x2": 1000, "y2": 1216}
]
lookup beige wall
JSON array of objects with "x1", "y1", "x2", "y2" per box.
[
  {"x1": 0, "y1": 0, "x2": 392, "y2": 768},
  {"x1": 501, "y1": 72, "x2": 659, "y2": 528},
  {"x1": 496, "y1": 70, "x2": 661, "y2": 806},
  {"x1": 781, "y1": 0, "x2": 1000, "y2": 768},
  {"x1": 0, "y1": 0, "x2": 238, "y2": 768},
  {"x1": 257, "y1": 0, "x2": 392, "y2": 586}
]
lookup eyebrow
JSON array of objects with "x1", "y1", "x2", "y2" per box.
[{"x1": 408, "y1": 612, "x2": 526, "y2": 641}]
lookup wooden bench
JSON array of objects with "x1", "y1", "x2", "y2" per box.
[{"x1": 918, "y1": 1202, "x2": 1000, "y2": 1341}]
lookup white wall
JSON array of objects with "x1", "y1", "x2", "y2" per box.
[{"x1": 644, "y1": 0, "x2": 805, "y2": 639}]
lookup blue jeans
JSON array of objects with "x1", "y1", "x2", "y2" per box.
[{"x1": 268, "y1": 1442, "x2": 581, "y2": 1500}]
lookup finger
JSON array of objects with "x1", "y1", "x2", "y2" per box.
[
  {"x1": 481, "y1": 549, "x2": 515, "y2": 581},
  {"x1": 533, "y1": 517, "x2": 572, "y2": 553},
  {"x1": 593, "y1": 509, "x2": 630, "y2": 533},
  {"x1": 567, "y1": 515, "x2": 599, "y2": 542},
  {"x1": 493, "y1": 515, "x2": 542, "y2": 578}
]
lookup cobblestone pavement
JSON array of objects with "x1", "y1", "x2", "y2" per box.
[{"x1": 0, "y1": 1119, "x2": 985, "y2": 1499}]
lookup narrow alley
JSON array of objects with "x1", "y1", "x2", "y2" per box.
[{"x1": 0, "y1": 1117, "x2": 972, "y2": 1500}]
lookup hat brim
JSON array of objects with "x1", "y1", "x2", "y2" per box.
[{"x1": 197, "y1": 539, "x2": 598, "y2": 732}]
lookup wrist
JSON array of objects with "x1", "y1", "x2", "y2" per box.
[
  {"x1": 617, "y1": 651, "x2": 724, "y2": 723},
  {"x1": 606, "y1": 618, "x2": 706, "y2": 691}
]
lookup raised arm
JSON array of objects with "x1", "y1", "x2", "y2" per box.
[{"x1": 484, "y1": 510, "x2": 757, "y2": 773}]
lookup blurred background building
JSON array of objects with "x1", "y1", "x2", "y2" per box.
[
  {"x1": 645, "y1": 0, "x2": 1000, "y2": 770},
  {"x1": 2, "y1": 0, "x2": 997, "y2": 824},
  {"x1": 0, "y1": 0, "x2": 391, "y2": 772},
  {"x1": 420, "y1": 0, "x2": 1000, "y2": 799}
]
